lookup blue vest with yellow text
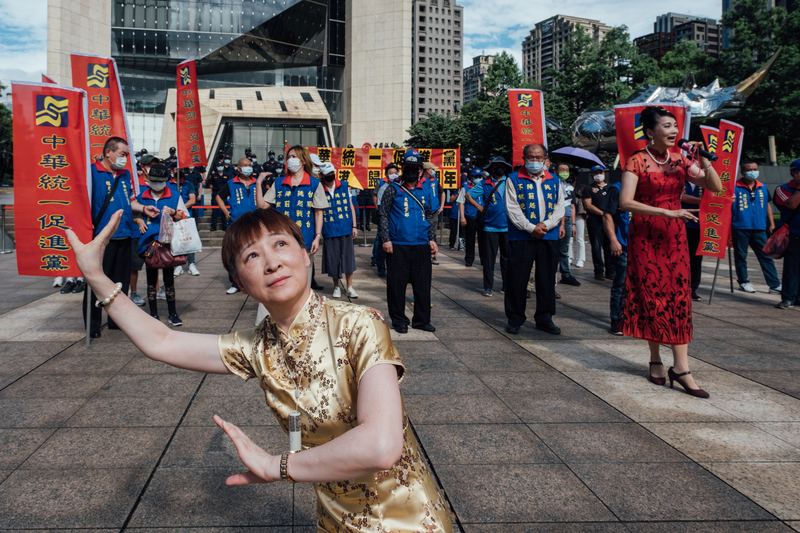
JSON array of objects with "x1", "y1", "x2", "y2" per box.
[
  {"x1": 387, "y1": 182, "x2": 432, "y2": 246},
  {"x1": 506, "y1": 170, "x2": 560, "y2": 241},
  {"x1": 226, "y1": 177, "x2": 258, "y2": 223},
  {"x1": 731, "y1": 180, "x2": 769, "y2": 231},
  {"x1": 322, "y1": 181, "x2": 354, "y2": 238},
  {"x1": 273, "y1": 174, "x2": 321, "y2": 250}
]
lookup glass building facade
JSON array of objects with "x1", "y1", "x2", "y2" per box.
[{"x1": 111, "y1": 0, "x2": 345, "y2": 153}]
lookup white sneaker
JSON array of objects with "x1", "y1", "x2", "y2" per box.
[
  {"x1": 332, "y1": 287, "x2": 341, "y2": 298},
  {"x1": 174, "y1": 265, "x2": 183, "y2": 277},
  {"x1": 53, "y1": 277, "x2": 64, "y2": 287},
  {"x1": 769, "y1": 285, "x2": 782, "y2": 295},
  {"x1": 130, "y1": 291, "x2": 145, "y2": 306},
  {"x1": 226, "y1": 285, "x2": 239, "y2": 295},
  {"x1": 576, "y1": 260, "x2": 584, "y2": 268},
  {"x1": 156, "y1": 287, "x2": 166, "y2": 300},
  {"x1": 347, "y1": 286, "x2": 359, "y2": 299},
  {"x1": 188, "y1": 263, "x2": 200, "y2": 276},
  {"x1": 739, "y1": 282, "x2": 756, "y2": 293}
]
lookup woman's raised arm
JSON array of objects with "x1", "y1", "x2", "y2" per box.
[{"x1": 66, "y1": 210, "x2": 230, "y2": 374}]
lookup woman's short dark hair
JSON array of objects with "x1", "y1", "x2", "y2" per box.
[
  {"x1": 640, "y1": 106, "x2": 677, "y2": 140},
  {"x1": 221, "y1": 209, "x2": 306, "y2": 281}
]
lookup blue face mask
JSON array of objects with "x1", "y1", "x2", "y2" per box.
[
  {"x1": 744, "y1": 170, "x2": 759, "y2": 181},
  {"x1": 217, "y1": 166, "x2": 223, "y2": 171},
  {"x1": 525, "y1": 161, "x2": 544, "y2": 175}
]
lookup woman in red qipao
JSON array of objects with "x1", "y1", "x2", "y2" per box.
[{"x1": 618, "y1": 106, "x2": 722, "y2": 398}]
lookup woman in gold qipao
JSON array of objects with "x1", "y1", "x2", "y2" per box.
[{"x1": 66, "y1": 208, "x2": 453, "y2": 533}]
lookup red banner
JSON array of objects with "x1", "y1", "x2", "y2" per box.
[
  {"x1": 699, "y1": 125, "x2": 719, "y2": 155},
  {"x1": 41, "y1": 75, "x2": 56, "y2": 84},
  {"x1": 303, "y1": 147, "x2": 461, "y2": 190},
  {"x1": 176, "y1": 59, "x2": 207, "y2": 168},
  {"x1": 507, "y1": 89, "x2": 546, "y2": 169},
  {"x1": 614, "y1": 103, "x2": 691, "y2": 168},
  {"x1": 697, "y1": 120, "x2": 744, "y2": 258},
  {"x1": 70, "y1": 53, "x2": 138, "y2": 196},
  {"x1": 11, "y1": 82, "x2": 92, "y2": 277}
]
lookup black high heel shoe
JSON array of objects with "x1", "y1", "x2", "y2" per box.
[
  {"x1": 668, "y1": 367, "x2": 709, "y2": 398},
  {"x1": 648, "y1": 362, "x2": 666, "y2": 385}
]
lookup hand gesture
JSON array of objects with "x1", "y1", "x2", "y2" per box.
[
  {"x1": 143, "y1": 205, "x2": 159, "y2": 218},
  {"x1": 668, "y1": 209, "x2": 699, "y2": 223},
  {"x1": 531, "y1": 222, "x2": 547, "y2": 239},
  {"x1": 64, "y1": 210, "x2": 122, "y2": 281},
  {"x1": 214, "y1": 415, "x2": 277, "y2": 485},
  {"x1": 383, "y1": 241, "x2": 393, "y2": 254},
  {"x1": 310, "y1": 235, "x2": 320, "y2": 255}
]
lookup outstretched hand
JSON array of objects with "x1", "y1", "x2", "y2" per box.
[
  {"x1": 64, "y1": 210, "x2": 122, "y2": 281},
  {"x1": 214, "y1": 415, "x2": 278, "y2": 485}
]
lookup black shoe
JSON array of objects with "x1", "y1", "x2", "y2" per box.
[
  {"x1": 506, "y1": 324, "x2": 520, "y2": 334},
  {"x1": 71, "y1": 279, "x2": 86, "y2": 293},
  {"x1": 168, "y1": 313, "x2": 183, "y2": 327},
  {"x1": 370, "y1": 261, "x2": 377, "y2": 266},
  {"x1": 151, "y1": 313, "x2": 160, "y2": 321},
  {"x1": 378, "y1": 271, "x2": 387, "y2": 278},
  {"x1": 481, "y1": 290, "x2": 492, "y2": 297},
  {"x1": 366, "y1": 226, "x2": 371, "y2": 232},
  {"x1": 535, "y1": 322, "x2": 561, "y2": 335},
  {"x1": 776, "y1": 300, "x2": 794, "y2": 309},
  {"x1": 595, "y1": 275, "x2": 606, "y2": 281},
  {"x1": 692, "y1": 291, "x2": 702, "y2": 301},
  {"x1": 395, "y1": 324, "x2": 408, "y2": 334},
  {"x1": 60, "y1": 280, "x2": 75, "y2": 294},
  {"x1": 413, "y1": 324, "x2": 436, "y2": 332},
  {"x1": 560, "y1": 276, "x2": 581, "y2": 287},
  {"x1": 605, "y1": 274, "x2": 616, "y2": 280},
  {"x1": 609, "y1": 319, "x2": 623, "y2": 336},
  {"x1": 555, "y1": 291, "x2": 562, "y2": 300},
  {"x1": 89, "y1": 329, "x2": 101, "y2": 339},
  {"x1": 311, "y1": 281, "x2": 325, "y2": 291},
  {"x1": 465, "y1": 263, "x2": 473, "y2": 267}
]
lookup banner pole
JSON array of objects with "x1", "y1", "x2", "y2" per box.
[
  {"x1": 728, "y1": 247, "x2": 734, "y2": 293},
  {"x1": 0, "y1": 205, "x2": 12, "y2": 254},
  {"x1": 708, "y1": 257, "x2": 721, "y2": 305},
  {"x1": 85, "y1": 287, "x2": 92, "y2": 346}
]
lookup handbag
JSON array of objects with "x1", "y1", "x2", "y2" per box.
[
  {"x1": 171, "y1": 217, "x2": 203, "y2": 255},
  {"x1": 763, "y1": 204, "x2": 799, "y2": 259},
  {"x1": 144, "y1": 240, "x2": 187, "y2": 269}
]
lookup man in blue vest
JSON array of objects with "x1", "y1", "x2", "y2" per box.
[
  {"x1": 378, "y1": 149, "x2": 437, "y2": 334},
  {"x1": 772, "y1": 159, "x2": 800, "y2": 309},
  {"x1": 731, "y1": 160, "x2": 781, "y2": 295},
  {"x1": 459, "y1": 167, "x2": 486, "y2": 267},
  {"x1": 478, "y1": 157, "x2": 511, "y2": 297},
  {"x1": 601, "y1": 181, "x2": 631, "y2": 335},
  {"x1": 504, "y1": 144, "x2": 565, "y2": 335}
]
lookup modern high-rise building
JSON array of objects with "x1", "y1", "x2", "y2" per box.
[
  {"x1": 635, "y1": 14, "x2": 719, "y2": 62},
  {"x1": 521, "y1": 15, "x2": 611, "y2": 85},
  {"x1": 411, "y1": 0, "x2": 464, "y2": 124},
  {"x1": 46, "y1": 0, "x2": 413, "y2": 157},
  {"x1": 462, "y1": 54, "x2": 494, "y2": 104}
]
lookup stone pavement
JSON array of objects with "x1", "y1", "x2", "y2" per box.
[{"x1": 0, "y1": 237, "x2": 799, "y2": 532}]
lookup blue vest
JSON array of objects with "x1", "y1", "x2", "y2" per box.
[
  {"x1": 387, "y1": 181, "x2": 433, "y2": 246},
  {"x1": 90, "y1": 163, "x2": 137, "y2": 239},
  {"x1": 506, "y1": 170, "x2": 560, "y2": 241},
  {"x1": 423, "y1": 176, "x2": 441, "y2": 212},
  {"x1": 482, "y1": 177, "x2": 508, "y2": 231},
  {"x1": 136, "y1": 185, "x2": 181, "y2": 255},
  {"x1": 322, "y1": 180, "x2": 354, "y2": 239},
  {"x1": 682, "y1": 182, "x2": 703, "y2": 230},
  {"x1": 731, "y1": 180, "x2": 768, "y2": 231},
  {"x1": 464, "y1": 182, "x2": 484, "y2": 219},
  {"x1": 227, "y1": 177, "x2": 258, "y2": 223},
  {"x1": 273, "y1": 173, "x2": 321, "y2": 250},
  {"x1": 178, "y1": 181, "x2": 196, "y2": 218}
]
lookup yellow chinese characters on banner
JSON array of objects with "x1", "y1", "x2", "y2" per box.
[{"x1": 175, "y1": 59, "x2": 208, "y2": 167}]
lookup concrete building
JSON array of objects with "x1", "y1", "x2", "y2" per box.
[
  {"x1": 522, "y1": 15, "x2": 611, "y2": 85},
  {"x1": 462, "y1": 54, "x2": 494, "y2": 104},
  {"x1": 722, "y1": 0, "x2": 797, "y2": 48},
  {"x1": 411, "y1": 0, "x2": 464, "y2": 124},
  {"x1": 46, "y1": 0, "x2": 413, "y2": 157},
  {"x1": 635, "y1": 14, "x2": 720, "y2": 62}
]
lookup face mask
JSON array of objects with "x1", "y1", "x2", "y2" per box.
[
  {"x1": 387, "y1": 173, "x2": 398, "y2": 181},
  {"x1": 252, "y1": 159, "x2": 257, "y2": 164},
  {"x1": 111, "y1": 156, "x2": 127, "y2": 169},
  {"x1": 401, "y1": 170, "x2": 418, "y2": 182},
  {"x1": 473, "y1": 177, "x2": 482, "y2": 184},
  {"x1": 286, "y1": 157, "x2": 303, "y2": 174},
  {"x1": 593, "y1": 174, "x2": 605, "y2": 183},
  {"x1": 525, "y1": 161, "x2": 544, "y2": 175},
  {"x1": 224, "y1": 159, "x2": 231, "y2": 165},
  {"x1": 216, "y1": 166, "x2": 223, "y2": 171},
  {"x1": 147, "y1": 181, "x2": 167, "y2": 192},
  {"x1": 744, "y1": 170, "x2": 759, "y2": 181},
  {"x1": 465, "y1": 158, "x2": 470, "y2": 163},
  {"x1": 491, "y1": 167, "x2": 505, "y2": 178},
  {"x1": 136, "y1": 156, "x2": 140, "y2": 162},
  {"x1": 558, "y1": 172, "x2": 570, "y2": 180},
  {"x1": 323, "y1": 174, "x2": 336, "y2": 183},
  {"x1": 240, "y1": 167, "x2": 253, "y2": 176}
]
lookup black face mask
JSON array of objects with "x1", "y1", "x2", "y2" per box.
[
  {"x1": 323, "y1": 174, "x2": 336, "y2": 183},
  {"x1": 491, "y1": 166, "x2": 505, "y2": 177},
  {"x1": 402, "y1": 167, "x2": 419, "y2": 182}
]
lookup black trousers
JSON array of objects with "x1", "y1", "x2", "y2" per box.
[
  {"x1": 83, "y1": 238, "x2": 131, "y2": 332},
  {"x1": 685, "y1": 227, "x2": 703, "y2": 291},
  {"x1": 505, "y1": 239, "x2": 559, "y2": 328},
  {"x1": 482, "y1": 231, "x2": 508, "y2": 291},
  {"x1": 386, "y1": 244, "x2": 432, "y2": 328},
  {"x1": 449, "y1": 217, "x2": 459, "y2": 248},
  {"x1": 464, "y1": 217, "x2": 485, "y2": 266},
  {"x1": 211, "y1": 191, "x2": 227, "y2": 230},
  {"x1": 587, "y1": 214, "x2": 615, "y2": 277},
  {"x1": 146, "y1": 266, "x2": 176, "y2": 316}
]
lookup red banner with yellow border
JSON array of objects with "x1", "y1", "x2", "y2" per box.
[
  {"x1": 11, "y1": 82, "x2": 92, "y2": 277},
  {"x1": 303, "y1": 147, "x2": 461, "y2": 190},
  {"x1": 70, "y1": 53, "x2": 138, "y2": 196},
  {"x1": 507, "y1": 89, "x2": 546, "y2": 169},
  {"x1": 176, "y1": 59, "x2": 207, "y2": 168},
  {"x1": 614, "y1": 103, "x2": 691, "y2": 168},
  {"x1": 697, "y1": 120, "x2": 744, "y2": 258}
]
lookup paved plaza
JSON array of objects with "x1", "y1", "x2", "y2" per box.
[{"x1": 0, "y1": 236, "x2": 799, "y2": 532}]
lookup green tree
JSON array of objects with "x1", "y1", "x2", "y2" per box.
[
  {"x1": 481, "y1": 51, "x2": 523, "y2": 95},
  {"x1": 0, "y1": 82, "x2": 12, "y2": 183},
  {"x1": 650, "y1": 41, "x2": 721, "y2": 87},
  {"x1": 405, "y1": 112, "x2": 468, "y2": 150}
]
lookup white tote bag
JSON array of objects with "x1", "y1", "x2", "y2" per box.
[{"x1": 171, "y1": 197, "x2": 203, "y2": 255}]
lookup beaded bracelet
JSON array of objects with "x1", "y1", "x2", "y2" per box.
[
  {"x1": 280, "y1": 450, "x2": 298, "y2": 483},
  {"x1": 95, "y1": 282, "x2": 123, "y2": 308}
]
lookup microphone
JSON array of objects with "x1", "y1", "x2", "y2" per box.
[{"x1": 677, "y1": 139, "x2": 718, "y2": 162}]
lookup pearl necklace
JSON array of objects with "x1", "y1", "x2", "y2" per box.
[{"x1": 645, "y1": 145, "x2": 670, "y2": 166}]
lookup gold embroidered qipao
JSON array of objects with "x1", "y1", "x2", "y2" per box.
[{"x1": 218, "y1": 291, "x2": 453, "y2": 533}]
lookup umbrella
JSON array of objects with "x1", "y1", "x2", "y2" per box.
[{"x1": 551, "y1": 147, "x2": 604, "y2": 169}]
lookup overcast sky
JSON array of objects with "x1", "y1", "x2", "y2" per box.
[{"x1": 1, "y1": 0, "x2": 722, "y2": 90}]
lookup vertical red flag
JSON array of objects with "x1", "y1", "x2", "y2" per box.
[
  {"x1": 507, "y1": 89, "x2": 546, "y2": 169},
  {"x1": 41, "y1": 74, "x2": 56, "y2": 84},
  {"x1": 699, "y1": 125, "x2": 719, "y2": 156},
  {"x1": 614, "y1": 103, "x2": 691, "y2": 168},
  {"x1": 697, "y1": 120, "x2": 744, "y2": 258},
  {"x1": 11, "y1": 82, "x2": 92, "y2": 277},
  {"x1": 176, "y1": 59, "x2": 207, "y2": 168},
  {"x1": 70, "y1": 53, "x2": 138, "y2": 195}
]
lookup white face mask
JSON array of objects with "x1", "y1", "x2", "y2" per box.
[
  {"x1": 240, "y1": 167, "x2": 253, "y2": 176},
  {"x1": 147, "y1": 181, "x2": 167, "y2": 192},
  {"x1": 593, "y1": 174, "x2": 605, "y2": 183},
  {"x1": 112, "y1": 155, "x2": 127, "y2": 169},
  {"x1": 287, "y1": 157, "x2": 303, "y2": 174},
  {"x1": 387, "y1": 172, "x2": 398, "y2": 181},
  {"x1": 525, "y1": 161, "x2": 544, "y2": 175}
]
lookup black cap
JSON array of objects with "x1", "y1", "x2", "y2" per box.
[
  {"x1": 147, "y1": 164, "x2": 170, "y2": 181},
  {"x1": 169, "y1": 147, "x2": 176, "y2": 154},
  {"x1": 141, "y1": 148, "x2": 148, "y2": 154},
  {"x1": 484, "y1": 156, "x2": 512, "y2": 170},
  {"x1": 268, "y1": 150, "x2": 275, "y2": 156}
]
